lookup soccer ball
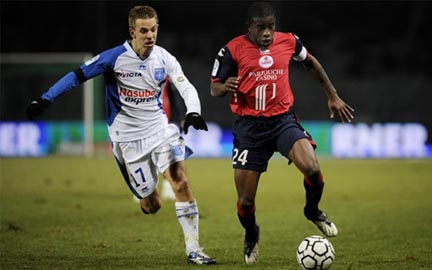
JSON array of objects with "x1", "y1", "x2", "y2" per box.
[{"x1": 296, "y1": 235, "x2": 335, "y2": 270}]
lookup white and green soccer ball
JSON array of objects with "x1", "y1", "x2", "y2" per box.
[{"x1": 296, "y1": 235, "x2": 335, "y2": 270}]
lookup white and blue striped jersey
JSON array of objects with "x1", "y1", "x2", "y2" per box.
[{"x1": 41, "y1": 41, "x2": 202, "y2": 142}]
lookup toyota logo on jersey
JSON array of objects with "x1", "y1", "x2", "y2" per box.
[{"x1": 116, "y1": 72, "x2": 142, "y2": 78}]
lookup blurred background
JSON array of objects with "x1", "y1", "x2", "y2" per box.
[{"x1": 1, "y1": 0, "x2": 431, "y2": 158}]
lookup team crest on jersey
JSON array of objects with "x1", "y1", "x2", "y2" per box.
[
  {"x1": 154, "y1": 68, "x2": 165, "y2": 80},
  {"x1": 259, "y1": 55, "x2": 274, "y2": 69}
]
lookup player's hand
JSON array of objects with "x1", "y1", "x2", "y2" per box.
[
  {"x1": 183, "y1": 113, "x2": 208, "y2": 134},
  {"x1": 328, "y1": 95, "x2": 354, "y2": 123},
  {"x1": 26, "y1": 97, "x2": 52, "y2": 121},
  {"x1": 224, "y1": 76, "x2": 240, "y2": 93}
]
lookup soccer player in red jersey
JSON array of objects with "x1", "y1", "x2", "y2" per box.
[{"x1": 210, "y1": 1, "x2": 354, "y2": 264}]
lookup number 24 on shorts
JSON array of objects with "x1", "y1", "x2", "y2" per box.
[{"x1": 233, "y1": 148, "x2": 249, "y2": 166}]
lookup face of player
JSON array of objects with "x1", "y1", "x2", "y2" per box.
[
  {"x1": 130, "y1": 17, "x2": 159, "y2": 57},
  {"x1": 248, "y1": 16, "x2": 276, "y2": 49}
]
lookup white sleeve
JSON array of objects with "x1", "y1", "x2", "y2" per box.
[
  {"x1": 171, "y1": 72, "x2": 201, "y2": 115},
  {"x1": 164, "y1": 50, "x2": 201, "y2": 114}
]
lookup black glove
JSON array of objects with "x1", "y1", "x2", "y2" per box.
[
  {"x1": 26, "y1": 97, "x2": 52, "y2": 121},
  {"x1": 183, "y1": 112, "x2": 208, "y2": 134}
]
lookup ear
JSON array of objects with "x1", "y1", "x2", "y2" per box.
[{"x1": 129, "y1": 28, "x2": 135, "y2": 39}]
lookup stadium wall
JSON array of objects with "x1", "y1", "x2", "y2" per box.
[{"x1": 0, "y1": 121, "x2": 430, "y2": 158}]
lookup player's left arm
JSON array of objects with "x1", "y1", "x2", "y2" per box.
[
  {"x1": 293, "y1": 36, "x2": 354, "y2": 123},
  {"x1": 167, "y1": 55, "x2": 208, "y2": 134},
  {"x1": 302, "y1": 54, "x2": 354, "y2": 123}
]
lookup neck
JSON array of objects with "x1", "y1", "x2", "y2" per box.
[{"x1": 131, "y1": 40, "x2": 151, "y2": 59}]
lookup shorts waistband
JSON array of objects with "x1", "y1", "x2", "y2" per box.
[{"x1": 239, "y1": 110, "x2": 292, "y2": 123}]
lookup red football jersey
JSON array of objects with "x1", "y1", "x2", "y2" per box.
[{"x1": 212, "y1": 32, "x2": 303, "y2": 117}]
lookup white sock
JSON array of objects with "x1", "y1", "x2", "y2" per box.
[{"x1": 175, "y1": 200, "x2": 200, "y2": 254}]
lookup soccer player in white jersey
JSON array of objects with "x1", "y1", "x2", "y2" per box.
[{"x1": 26, "y1": 5, "x2": 216, "y2": 265}]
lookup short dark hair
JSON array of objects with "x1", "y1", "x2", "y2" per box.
[
  {"x1": 246, "y1": 1, "x2": 275, "y2": 25},
  {"x1": 128, "y1": 5, "x2": 158, "y2": 28}
]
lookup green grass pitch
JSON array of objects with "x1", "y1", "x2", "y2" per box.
[{"x1": 1, "y1": 157, "x2": 431, "y2": 269}]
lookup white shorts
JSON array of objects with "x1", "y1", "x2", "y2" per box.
[{"x1": 112, "y1": 124, "x2": 193, "y2": 199}]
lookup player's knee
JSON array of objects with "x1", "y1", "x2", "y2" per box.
[
  {"x1": 140, "y1": 196, "x2": 162, "y2": 214},
  {"x1": 303, "y1": 161, "x2": 320, "y2": 177},
  {"x1": 148, "y1": 204, "x2": 161, "y2": 214},
  {"x1": 141, "y1": 203, "x2": 161, "y2": 214},
  {"x1": 141, "y1": 206, "x2": 151, "y2": 215},
  {"x1": 238, "y1": 198, "x2": 255, "y2": 213},
  {"x1": 305, "y1": 168, "x2": 320, "y2": 178}
]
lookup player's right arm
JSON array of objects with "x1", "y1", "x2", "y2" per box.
[
  {"x1": 210, "y1": 46, "x2": 239, "y2": 97},
  {"x1": 26, "y1": 69, "x2": 83, "y2": 121},
  {"x1": 292, "y1": 35, "x2": 354, "y2": 123},
  {"x1": 26, "y1": 48, "x2": 119, "y2": 120},
  {"x1": 301, "y1": 53, "x2": 355, "y2": 123}
]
